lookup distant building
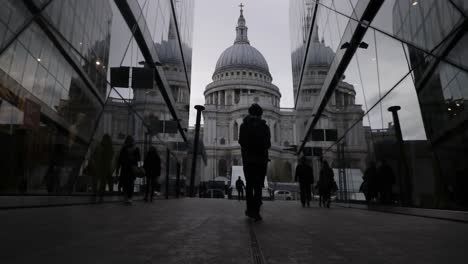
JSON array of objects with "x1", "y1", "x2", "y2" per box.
[
  {"x1": 201, "y1": 6, "x2": 369, "y2": 184},
  {"x1": 202, "y1": 7, "x2": 296, "y2": 183}
]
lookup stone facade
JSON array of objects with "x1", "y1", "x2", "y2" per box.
[{"x1": 202, "y1": 8, "x2": 369, "y2": 184}]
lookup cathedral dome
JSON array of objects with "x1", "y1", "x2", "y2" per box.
[
  {"x1": 307, "y1": 40, "x2": 335, "y2": 66},
  {"x1": 291, "y1": 23, "x2": 336, "y2": 68},
  {"x1": 213, "y1": 6, "x2": 270, "y2": 77},
  {"x1": 214, "y1": 43, "x2": 269, "y2": 75}
]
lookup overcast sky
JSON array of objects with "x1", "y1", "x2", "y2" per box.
[{"x1": 189, "y1": 0, "x2": 294, "y2": 125}]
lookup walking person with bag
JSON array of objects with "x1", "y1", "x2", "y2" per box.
[
  {"x1": 143, "y1": 146, "x2": 161, "y2": 202},
  {"x1": 117, "y1": 136, "x2": 141, "y2": 204}
]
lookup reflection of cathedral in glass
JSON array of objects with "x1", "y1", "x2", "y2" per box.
[
  {"x1": 291, "y1": 9, "x2": 368, "y2": 174},
  {"x1": 202, "y1": 7, "x2": 368, "y2": 183},
  {"x1": 153, "y1": 19, "x2": 192, "y2": 128},
  {"x1": 103, "y1": 2, "x2": 194, "y2": 185}
]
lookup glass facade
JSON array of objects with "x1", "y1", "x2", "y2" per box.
[
  {"x1": 0, "y1": 0, "x2": 195, "y2": 206},
  {"x1": 290, "y1": 0, "x2": 468, "y2": 209}
]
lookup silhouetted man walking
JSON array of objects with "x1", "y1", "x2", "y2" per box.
[
  {"x1": 239, "y1": 104, "x2": 271, "y2": 221},
  {"x1": 235, "y1": 176, "x2": 245, "y2": 201},
  {"x1": 295, "y1": 157, "x2": 314, "y2": 207},
  {"x1": 378, "y1": 160, "x2": 395, "y2": 204}
]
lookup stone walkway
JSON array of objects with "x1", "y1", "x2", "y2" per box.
[{"x1": 1, "y1": 198, "x2": 467, "y2": 263}]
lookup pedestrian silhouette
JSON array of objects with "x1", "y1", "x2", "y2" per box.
[
  {"x1": 318, "y1": 160, "x2": 334, "y2": 208},
  {"x1": 116, "y1": 136, "x2": 140, "y2": 204},
  {"x1": 199, "y1": 182, "x2": 207, "y2": 198},
  {"x1": 235, "y1": 176, "x2": 245, "y2": 201},
  {"x1": 378, "y1": 159, "x2": 395, "y2": 204},
  {"x1": 295, "y1": 156, "x2": 314, "y2": 207},
  {"x1": 45, "y1": 144, "x2": 65, "y2": 193},
  {"x1": 239, "y1": 104, "x2": 271, "y2": 221},
  {"x1": 143, "y1": 146, "x2": 161, "y2": 202},
  {"x1": 89, "y1": 134, "x2": 114, "y2": 202},
  {"x1": 361, "y1": 161, "x2": 378, "y2": 204}
]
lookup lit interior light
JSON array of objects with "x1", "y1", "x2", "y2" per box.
[
  {"x1": 371, "y1": 57, "x2": 376, "y2": 61},
  {"x1": 96, "y1": 61, "x2": 101, "y2": 65},
  {"x1": 412, "y1": 1, "x2": 418, "y2": 6},
  {"x1": 79, "y1": 42, "x2": 82, "y2": 45},
  {"x1": 37, "y1": 58, "x2": 41, "y2": 62},
  {"x1": 448, "y1": 108, "x2": 452, "y2": 111},
  {"x1": 456, "y1": 103, "x2": 460, "y2": 106}
]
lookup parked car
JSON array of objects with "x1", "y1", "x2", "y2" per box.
[
  {"x1": 203, "y1": 189, "x2": 225, "y2": 199},
  {"x1": 274, "y1": 190, "x2": 293, "y2": 200}
]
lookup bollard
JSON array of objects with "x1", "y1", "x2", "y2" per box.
[
  {"x1": 388, "y1": 106, "x2": 411, "y2": 206},
  {"x1": 189, "y1": 105, "x2": 205, "y2": 197}
]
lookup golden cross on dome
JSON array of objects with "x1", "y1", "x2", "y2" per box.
[{"x1": 239, "y1": 3, "x2": 244, "y2": 11}]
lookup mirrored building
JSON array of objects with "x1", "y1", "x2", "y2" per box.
[
  {"x1": 289, "y1": 0, "x2": 468, "y2": 209},
  {"x1": 0, "y1": 0, "x2": 196, "y2": 207}
]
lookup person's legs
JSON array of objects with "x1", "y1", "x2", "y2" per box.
[
  {"x1": 98, "y1": 177, "x2": 106, "y2": 202},
  {"x1": 325, "y1": 191, "x2": 331, "y2": 208},
  {"x1": 149, "y1": 177, "x2": 155, "y2": 201},
  {"x1": 253, "y1": 164, "x2": 267, "y2": 218},
  {"x1": 244, "y1": 164, "x2": 254, "y2": 216},
  {"x1": 300, "y1": 183, "x2": 306, "y2": 207},
  {"x1": 253, "y1": 182, "x2": 262, "y2": 215},
  {"x1": 305, "y1": 184, "x2": 311, "y2": 207},
  {"x1": 144, "y1": 177, "x2": 150, "y2": 201},
  {"x1": 245, "y1": 183, "x2": 254, "y2": 215},
  {"x1": 121, "y1": 176, "x2": 129, "y2": 202},
  {"x1": 237, "y1": 188, "x2": 241, "y2": 201},
  {"x1": 124, "y1": 177, "x2": 134, "y2": 202},
  {"x1": 128, "y1": 179, "x2": 134, "y2": 200}
]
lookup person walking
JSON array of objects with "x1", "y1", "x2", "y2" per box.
[
  {"x1": 318, "y1": 160, "x2": 334, "y2": 208},
  {"x1": 361, "y1": 162, "x2": 378, "y2": 204},
  {"x1": 295, "y1": 157, "x2": 314, "y2": 207},
  {"x1": 239, "y1": 104, "x2": 271, "y2": 221},
  {"x1": 378, "y1": 160, "x2": 395, "y2": 204},
  {"x1": 117, "y1": 136, "x2": 140, "y2": 204},
  {"x1": 235, "y1": 176, "x2": 245, "y2": 201},
  {"x1": 143, "y1": 146, "x2": 161, "y2": 202},
  {"x1": 89, "y1": 134, "x2": 114, "y2": 202}
]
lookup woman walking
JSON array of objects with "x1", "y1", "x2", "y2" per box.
[
  {"x1": 117, "y1": 136, "x2": 140, "y2": 204},
  {"x1": 318, "y1": 160, "x2": 334, "y2": 208},
  {"x1": 89, "y1": 134, "x2": 114, "y2": 201},
  {"x1": 143, "y1": 146, "x2": 161, "y2": 202}
]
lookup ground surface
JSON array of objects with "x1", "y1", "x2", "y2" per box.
[{"x1": 1, "y1": 198, "x2": 467, "y2": 264}]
